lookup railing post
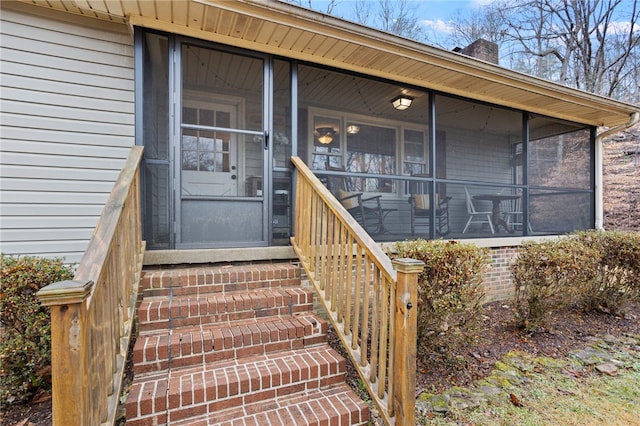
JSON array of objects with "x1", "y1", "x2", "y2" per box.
[
  {"x1": 37, "y1": 280, "x2": 93, "y2": 426},
  {"x1": 391, "y1": 258, "x2": 424, "y2": 426}
]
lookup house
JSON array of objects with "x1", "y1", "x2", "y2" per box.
[
  {"x1": 3, "y1": 1, "x2": 639, "y2": 424},
  {"x1": 2, "y1": 0, "x2": 638, "y2": 301}
]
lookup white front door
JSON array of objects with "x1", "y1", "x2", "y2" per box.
[{"x1": 181, "y1": 99, "x2": 238, "y2": 197}]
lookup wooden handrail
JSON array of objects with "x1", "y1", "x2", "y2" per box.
[
  {"x1": 38, "y1": 146, "x2": 145, "y2": 426},
  {"x1": 290, "y1": 156, "x2": 423, "y2": 425}
]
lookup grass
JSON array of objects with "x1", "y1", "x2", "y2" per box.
[{"x1": 421, "y1": 352, "x2": 640, "y2": 426}]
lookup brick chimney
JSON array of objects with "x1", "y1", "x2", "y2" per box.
[{"x1": 453, "y1": 39, "x2": 499, "y2": 65}]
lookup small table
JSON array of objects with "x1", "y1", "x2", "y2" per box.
[{"x1": 473, "y1": 193, "x2": 520, "y2": 234}]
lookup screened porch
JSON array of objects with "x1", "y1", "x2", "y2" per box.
[{"x1": 286, "y1": 64, "x2": 594, "y2": 242}]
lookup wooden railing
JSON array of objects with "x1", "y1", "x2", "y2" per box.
[
  {"x1": 38, "y1": 146, "x2": 145, "y2": 426},
  {"x1": 290, "y1": 156, "x2": 424, "y2": 425}
]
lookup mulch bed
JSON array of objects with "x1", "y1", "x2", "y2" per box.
[{"x1": 329, "y1": 300, "x2": 640, "y2": 399}]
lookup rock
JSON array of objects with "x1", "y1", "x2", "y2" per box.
[
  {"x1": 595, "y1": 363, "x2": 618, "y2": 376},
  {"x1": 476, "y1": 383, "x2": 502, "y2": 397},
  {"x1": 428, "y1": 394, "x2": 451, "y2": 413},
  {"x1": 503, "y1": 351, "x2": 536, "y2": 372},
  {"x1": 569, "y1": 347, "x2": 611, "y2": 365}
]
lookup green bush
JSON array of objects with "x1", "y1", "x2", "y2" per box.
[
  {"x1": 0, "y1": 254, "x2": 74, "y2": 404},
  {"x1": 572, "y1": 230, "x2": 640, "y2": 316},
  {"x1": 391, "y1": 240, "x2": 490, "y2": 358},
  {"x1": 511, "y1": 238, "x2": 600, "y2": 331}
]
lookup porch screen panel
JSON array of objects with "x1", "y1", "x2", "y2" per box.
[
  {"x1": 528, "y1": 117, "x2": 594, "y2": 232},
  {"x1": 141, "y1": 32, "x2": 171, "y2": 249},
  {"x1": 528, "y1": 119, "x2": 592, "y2": 189},
  {"x1": 434, "y1": 95, "x2": 523, "y2": 186},
  {"x1": 346, "y1": 124, "x2": 396, "y2": 193},
  {"x1": 272, "y1": 60, "x2": 292, "y2": 245},
  {"x1": 529, "y1": 189, "x2": 593, "y2": 233}
]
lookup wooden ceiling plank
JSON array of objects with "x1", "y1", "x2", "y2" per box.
[
  {"x1": 103, "y1": 0, "x2": 124, "y2": 16},
  {"x1": 172, "y1": 0, "x2": 189, "y2": 27},
  {"x1": 136, "y1": 0, "x2": 156, "y2": 19},
  {"x1": 186, "y1": 0, "x2": 205, "y2": 31},
  {"x1": 215, "y1": 10, "x2": 235, "y2": 37},
  {"x1": 252, "y1": 20, "x2": 277, "y2": 44},
  {"x1": 289, "y1": 31, "x2": 316, "y2": 53},
  {"x1": 156, "y1": 0, "x2": 172, "y2": 22},
  {"x1": 301, "y1": 33, "x2": 326, "y2": 55},
  {"x1": 277, "y1": 27, "x2": 304, "y2": 50},
  {"x1": 266, "y1": 24, "x2": 291, "y2": 48},
  {"x1": 240, "y1": 16, "x2": 262, "y2": 41},
  {"x1": 321, "y1": 39, "x2": 350, "y2": 61}
]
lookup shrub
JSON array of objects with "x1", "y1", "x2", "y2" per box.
[
  {"x1": 511, "y1": 238, "x2": 600, "y2": 331},
  {"x1": 391, "y1": 240, "x2": 490, "y2": 358},
  {"x1": 572, "y1": 230, "x2": 640, "y2": 316},
  {"x1": 0, "y1": 254, "x2": 74, "y2": 404}
]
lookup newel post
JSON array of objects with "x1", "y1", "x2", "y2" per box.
[
  {"x1": 391, "y1": 258, "x2": 424, "y2": 426},
  {"x1": 38, "y1": 280, "x2": 93, "y2": 426}
]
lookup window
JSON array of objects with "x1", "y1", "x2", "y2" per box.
[
  {"x1": 181, "y1": 107, "x2": 231, "y2": 172},
  {"x1": 403, "y1": 128, "x2": 427, "y2": 175},
  {"x1": 346, "y1": 123, "x2": 396, "y2": 192}
]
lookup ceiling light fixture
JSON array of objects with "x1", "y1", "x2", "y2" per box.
[
  {"x1": 346, "y1": 124, "x2": 360, "y2": 135},
  {"x1": 391, "y1": 95, "x2": 414, "y2": 111},
  {"x1": 315, "y1": 127, "x2": 335, "y2": 144}
]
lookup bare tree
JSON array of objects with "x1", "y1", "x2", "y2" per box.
[
  {"x1": 497, "y1": 0, "x2": 639, "y2": 101},
  {"x1": 447, "y1": 2, "x2": 510, "y2": 47},
  {"x1": 375, "y1": 0, "x2": 425, "y2": 40},
  {"x1": 354, "y1": 0, "x2": 374, "y2": 26},
  {"x1": 286, "y1": 0, "x2": 339, "y2": 15}
]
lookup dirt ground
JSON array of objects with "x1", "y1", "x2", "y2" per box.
[{"x1": 330, "y1": 300, "x2": 640, "y2": 409}]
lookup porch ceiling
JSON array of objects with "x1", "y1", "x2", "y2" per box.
[{"x1": 26, "y1": 0, "x2": 639, "y2": 128}]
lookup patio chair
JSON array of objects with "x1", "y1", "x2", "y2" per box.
[
  {"x1": 325, "y1": 166, "x2": 394, "y2": 234},
  {"x1": 503, "y1": 197, "x2": 533, "y2": 233},
  {"x1": 462, "y1": 186, "x2": 495, "y2": 234},
  {"x1": 409, "y1": 193, "x2": 451, "y2": 236}
]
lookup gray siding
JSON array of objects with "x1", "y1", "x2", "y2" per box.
[{"x1": 0, "y1": 3, "x2": 135, "y2": 263}]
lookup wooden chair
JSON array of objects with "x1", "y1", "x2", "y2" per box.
[
  {"x1": 409, "y1": 193, "x2": 451, "y2": 236},
  {"x1": 325, "y1": 167, "x2": 394, "y2": 234},
  {"x1": 462, "y1": 186, "x2": 495, "y2": 234},
  {"x1": 503, "y1": 197, "x2": 533, "y2": 233}
]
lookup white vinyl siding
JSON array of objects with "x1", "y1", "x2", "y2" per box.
[{"x1": 0, "y1": 3, "x2": 134, "y2": 263}]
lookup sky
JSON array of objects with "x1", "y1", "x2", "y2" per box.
[
  {"x1": 306, "y1": 0, "x2": 494, "y2": 29},
  {"x1": 297, "y1": 0, "x2": 500, "y2": 48},
  {"x1": 300, "y1": 0, "x2": 638, "y2": 40}
]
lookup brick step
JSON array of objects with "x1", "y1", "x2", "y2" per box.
[
  {"x1": 140, "y1": 263, "x2": 302, "y2": 298},
  {"x1": 126, "y1": 346, "x2": 349, "y2": 426},
  {"x1": 171, "y1": 384, "x2": 370, "y2": 426},
  {"x1": 133, "y1": 314, "x2": 328, "y2": 374},
  {"x1": 137, "y1": 287, "x2": 314, "y2": 332}
]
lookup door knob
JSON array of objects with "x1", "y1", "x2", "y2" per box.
[{"x1": 231, "y1": 175, "x2": 237, "y2": 180}]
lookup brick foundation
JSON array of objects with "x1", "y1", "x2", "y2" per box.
[{"x1": 482, "y1": 245, "x2": 520, "y2": 302}]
